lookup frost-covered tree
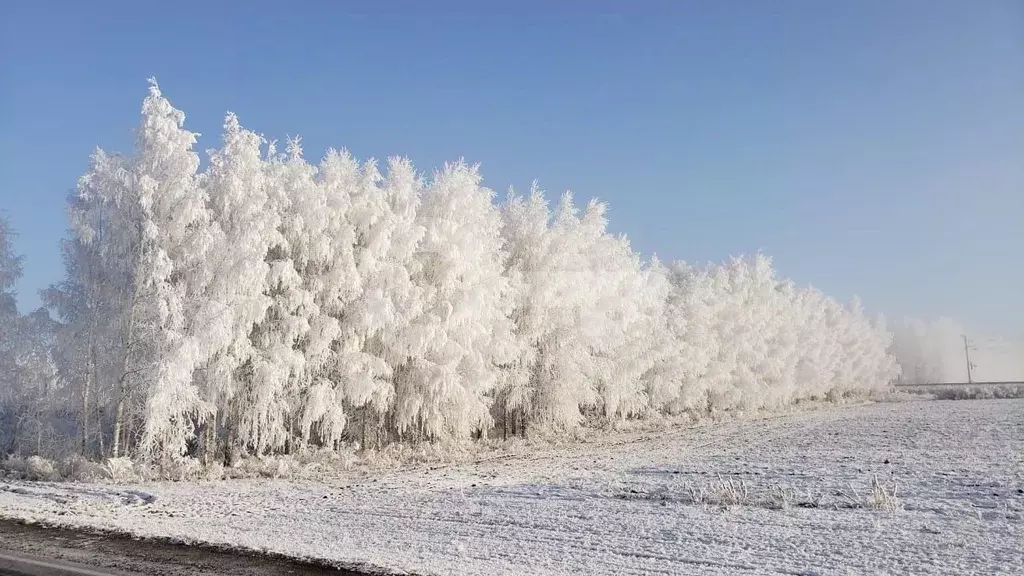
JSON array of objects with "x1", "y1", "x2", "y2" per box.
[
  {"x1": 299, "y1": 153, "x2": 427, "y2": 449},
  {"x1": 646, "y1": 261, "x2": 719, "y2": 413},
  {"x1": 198, "y1": 113, "x2": 280, "y2": 460},
  {"x1": 287, "y1": 147, "x2": 356, "y2": 451},
  {"x1": 497, "y1": 185, "x2": 553, "y2": 433},
  {"x1": 0, "y1": 217, "x2": 26, "y2": 449},
  {"x1": 343, "y1": 156, "x2": 426, "y2": 444},
  {"x1": 235, "y1": 138, "x2": 316, "y2": 456},
  {"x1": 587, "y1": 225, "x2": 667, "y2": 422},
  {"x1": 133, "y1": 80, "x2": 217, "y2": 460},
  {"x1": 41, "y1": 148, "x2": 149, "y2": 458},
  {"x1": 499, "y1": 187, "x2": 667, "y2": 431},
  {"x1": 650, "y1": 255, "x2": 898, "y2": 415},
  {"x1": 24, "y1": 80, "x2": 913, "y2": 463},
  {"x1": 0, "y1": 217, "x2": 22, "y2": 381},
  {"x1": 1, "y1": 309, "x2": 63, "y2": 456},
  {"x1": 394, "y1": 161, "x2": 514, "y2": 439},
  {"x1": 0, "y1": 217, "x2": 19, "y2": 321},
  {"x1": 0, "y1": 221, "x2": 64, "y2": 457}
]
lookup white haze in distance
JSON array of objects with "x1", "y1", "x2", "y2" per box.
[{"x1": 891, "y1": 317, "x2": 1024, "y2": 384}]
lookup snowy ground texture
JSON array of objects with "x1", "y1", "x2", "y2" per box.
[{"x1": 2, "y1": 399, "x2": 1022, "y2": 576}]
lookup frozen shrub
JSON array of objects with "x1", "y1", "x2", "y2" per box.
[
  {"x1": 837, "y1": 476, "x2": 903, "y2": 513},
  {"x1": 61, "y1": 455, "x2": 109, "y2": 482},
  {"x1": 161, "y1": 457, "x2": 204, "y2": 482},
  {"x1": 867, "y1": 475, "x2": 901, "y2": 513},
  {"x1": 930, "y1": 385, "x2": 1024, "y2": 401},
  {"x1": 104, "y1": 457, "x2": 141, "y2": 484},
  {"x1": 686, "y1": 483, "x2": 706, "y2": 505},
  {"x1": 291, "y1": 447, "x2": 356, "y2": 478},
  {"x1": 203, "y1": 461, "x2": 225, "y2": 481},
  {"x1": 223, "y1": 456, "x2": 292, "y2": 480},
  {"x1": 766, "y1": 484, "x2": 795, "y2": 510},
  {"x1": 225, "y1": 457, "x2": 260, "y2": 479},
  {"x1": 869, "y1": 389, "x2": 922, "y2": 403},
  {"x1": 1, "y1": 456, "x2": 28, "y2": 479},
  {"x1": 712, "y1": 476, "x2": 750, "y2": 507},
  {"x1": 25, "y1": 456, "x2": 59, "y2": 481},
  {"x1": 262, "y1": 457, "x2": 293, "y2": 479}
]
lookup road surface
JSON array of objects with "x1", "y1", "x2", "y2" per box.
[
  {"x1": 0, "y1": 520, "x2": 369, "y2": 576},
  {"x1": 1, "y1": 550, "x2": 133, "y2": 576}
]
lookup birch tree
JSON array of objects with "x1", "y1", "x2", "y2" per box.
[
  {"x1": 395, "y1": 161, "x2": 514, "y2": 439},
  {"x1": 134, "y1": 80, "x2": 216, "y2": 461},
  {"x1": 200, "y1": 113, "x2": 278, "y2": 460}
]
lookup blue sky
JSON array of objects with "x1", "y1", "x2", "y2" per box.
[{"x1": 1, "y1": 1, "x2": 1021, "y2": 339}]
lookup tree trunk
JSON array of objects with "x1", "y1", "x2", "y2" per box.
[
  {"x1": 111, "y1": 386, "x2": 127, "y2": 457},
  {"x1": 81, "y1": 355, "x2": 93, "y2": 456},
  {"x1": 360, "y1": 408, "x2": 367, "y2": 450},
  {"x1": 113, "y1": 253, "x2": 144, "y2": 458},
  {"x1": 81, "y1": 309, "x2": 98, "y2": 456},
  {"x1": 97, "y1": 408, "x2": 105, "y2": 458},
  {"x1": 224, "y1": 407, "x2": 236, "y2": 466},
  {"x1": 80, "y1": 200, "x2": 103, "y2": 458},
  {"x1": 203, "y1": 409, "x2": 217, "y2": 466}
]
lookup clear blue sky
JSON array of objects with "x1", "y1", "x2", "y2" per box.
[{"x1": 1, "y1": 1, "x2": 1021, "y2": 339}]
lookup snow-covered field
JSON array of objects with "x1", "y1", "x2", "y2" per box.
[{"x1": 2, "y1": 399, "x2": 1022, "y2": 576}]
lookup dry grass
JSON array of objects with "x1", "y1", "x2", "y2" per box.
[{"x1": 867, "y1": 474, "x2": 902, "y2": 512}]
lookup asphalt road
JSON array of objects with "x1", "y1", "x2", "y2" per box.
[
  {"x1": 0, "y1": 520, "x2": 374, "y2": 576},
  {"x1": 0, "y1": 551, "x2": 128, "y2": 576}
]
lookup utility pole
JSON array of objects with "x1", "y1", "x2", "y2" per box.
[{"x1": 962, "y1": 334, "x2": 975, "y2": 384}]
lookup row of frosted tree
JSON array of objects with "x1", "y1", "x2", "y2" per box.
[{"x1": 3, "y1": 82, "x2": 904, "y2": 464}]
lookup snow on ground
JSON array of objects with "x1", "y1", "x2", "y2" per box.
[{"x1": 1, "y1": 399, "x2": 1022, "y2": 576}]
